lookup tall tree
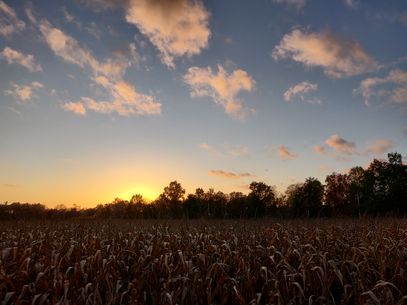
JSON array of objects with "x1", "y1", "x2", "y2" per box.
[
  {"x1": 158, "y1": 181, "x2": 185, "y2": 218},
  {"x1": 248, "y1": 182, "x2": 276, "y2": 217},
  {"x1": 325, "y1": 173, "x2": 351, "y2": 216}
]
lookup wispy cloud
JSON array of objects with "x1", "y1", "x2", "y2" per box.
[
  {"x1": 283, "y1": 81, "x2": 321, "y2": 104},
  {"x1": 2, "y1": 183, "x2": 17, "y2": 188},
  {"x1": 184, "y1": 65, "x2": 255, "y2": 119},
  {"x1": 313, "y1": 145, "x2": 327, "y2": 155},
  {"x1": 209, "y1": 170, "x2": 254, "y2": 179},
  {"x1": 37, "y1": 19, "x2": 161, "y2": 117},
  {"x1": 199, "y1": 143, "x2": 249, "y2": 157},
  {"x1": 356, "y1": 69, "x2": 407, "y2": 106},
  {"x1": 0, "y1": 1, "x2": 25, "y2": 36},
  {"x1": 365, "y1": 139, "x2": 393, "y2": 155},
  {"x1": 325, "y1": 134, "x2": 356, "y2": 154},
  {"x1": 277, "y1": 145, "x2": 297, "y2": 160},
  {"x1": 5, "y1": 81, "x2": 43, "y2": 102},
  {"x1": 1, "y1": 47, "x2": 42, "y2": 72},
  {"x1": 343, "y1": 0, "x2": 358, "y2": 8},
  {"x1": 199, "y1": 143, "x2": 222, "y2": 157},
  {"x1": 272, "y1": 29, "x2": 378, "y2": 78},
  {"x1": 273, "y1": 0, "x2": 306, "y2": 9}
]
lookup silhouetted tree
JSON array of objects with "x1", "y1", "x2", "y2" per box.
[
  {"x1": 158, "y1": 181, "x2": 185, "y2": 218},
  {"x1": 247, "y1": 182, "x2": 276, "y2": 217},
  {"x1": 325, "y1": 173, "x2": 351, "y2": 216}
]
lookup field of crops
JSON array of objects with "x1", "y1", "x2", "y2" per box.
[{"x1": 1, "y1": 219, "x2": 406, "y2": 305}]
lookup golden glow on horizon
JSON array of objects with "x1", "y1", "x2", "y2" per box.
[{"x1": 117, "y1": 185, "x2": 159, "y2": 202}]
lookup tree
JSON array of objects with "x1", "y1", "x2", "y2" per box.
[
  {"x1": 290, "y1": 178, "x2": 323, "y2": 217},
  {"x1": 158, "y1": 181, "x2": 185, "y2": 218},
  {"x1": 248, "y1": 182, "x2": 276, "y2": 217},
  {"x1": 183, "y1": 188, "x2": 205, "y2": 218},
  {"x1": 325, "y1": 173, "x2": 351, "y2": 216}
]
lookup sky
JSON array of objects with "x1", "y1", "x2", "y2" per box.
[{"x1": 0, "y1": 0, "x2": 406, "y2": 207}]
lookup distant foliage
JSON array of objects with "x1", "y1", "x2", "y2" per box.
[{"x1": 1, "y1": 152, "x2": 406, "y2": 219}]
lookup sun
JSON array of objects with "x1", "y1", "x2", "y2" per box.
[{"x1": 118, "y1": 185, "x2": 159, "y2": 202}]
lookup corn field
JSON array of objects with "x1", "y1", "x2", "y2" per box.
[{"x1": 1, "y1": 219, "x2": 406, "y2": 305}]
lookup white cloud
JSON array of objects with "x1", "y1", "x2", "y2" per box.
[
  {"x1": 283, "y1": 81, "x2": 320, "y2": 104},
  {"x1": 184, "y1": 65, "x2": 255, "y2": 119},
  {"x1": 273, "y1": 0, "x2": 306, "y2": 9},
  {"x1": 124, "y1": 0, "x2": 211, "y2": 68},
  {"x1": 365, "y1": 139, "x2": 393, "y2": 155},
  {"x1": 325, "y1": 134, "x2": 356, "y2": 154},
  {"x1": 356, "y1": 69, "x2": 407, "y2": 106},
  {"x1": 63, "y1": 102, "x2": 86, "y2": 116},
  {"x1": 272, "y1": 29, "x2": 378, "y2": 78},
  {"x1": 5, "y1": 81, "x2": 43, "y2": 102},
  {"x1": 278, "y1": 145, "x2": 297, "y2": 160},
  {"x1": 39, "y1": 20, "x2": 161, "y2": 117},
  {"x1": 209, "y1": 170, "x2": 254, "y2": 179},
  {"x1": 1, "y1": 47, "x2": 42, "y2": 72},
  {"x1": 0, "y1": 1, "x2": 25, "y2": 36}
]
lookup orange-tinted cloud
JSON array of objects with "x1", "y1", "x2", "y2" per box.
[
  {"x1": 313, "y1": 145, "x2": 327, "y2": 155},
  {"x1": 63, "y1": 102, "x2": 86, "y2": 116},
  {"x1": 125, "y1": 0, "x2": 210, "y2": 68},
  {"x1": 365, "y1": 139, "x2": 393, "y2": 155},
  {"x1": 273, "y1": 29, "x2": 377, "y2": 78},
  {"x1": 184, "y1": 65, "x2": 255, "y2": 119},
  {"x1": 283, "y1": 81, "x2": 320, "y2": 104},
  {"x1": 0, "y1": 1, "x2": 25, "y2": 36},
  {"x1": 5, "y1": 81, "x2": 43, "y2": 102},
  {"x1": 356, "y1": 69, "x2": 407, "y2": 106},
  {"x1": 278, "y1": 145, "x2": 297, "y2": 160},
  {"x1": 39, "y1": 20, "x2": 161, "y2": 116},
  {"x1": 325, "y1": 134, "x2": 356, "y2": 154},
  {"x1": 209, "y1": 170, "x2": 254, "y2": 179},
  {"x1": 1, "y1": 47, "x2": 42, "y2": 71}
]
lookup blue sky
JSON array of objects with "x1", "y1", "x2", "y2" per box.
[{"x1": 0, "y1": 0, "x2": 406, "y2": 206}]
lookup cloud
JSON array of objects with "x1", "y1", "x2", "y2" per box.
[
  {"x1": 227, "y1": 145, "x2": 249, "y2": 157},
  {"x1": 272, "y1": 29, "x2": 378, "y2": 78},
  {"x1": 199, "y1": 143, "x2": 222, "y2": 157},
  {"x1": 313, "y1": 145, "x2": 327, "y2": 155},
  {"x1": 5, "y1": 81, "x2": 43, "y2": 102},
  {"x1": 404, "y1": 127, "x2": 407, "y2": 136},
  {"x1": 273, "y1": 0, "x2": 306, "y2": 9},
  {"x1": 0, "y1": 1, "x2": 25, "y2": 36},
  {"x1": 278, "y1": 145, "x2": 297, "y2": 160},
  {"x1": 1, "y1": 47, "x2": 42, "y2": 71},
  {"x1": 325, "y1": 134, "x2": 356, "y2": 154},
  {"x1": 199, "y1": 143, "x2": 249, "y2": 157},
  {"x1": 2, "y1": 183, "x2": 17, "y2": 188},
  {"x1": 63, "y1": 102, "x2": 86, "y2": 116},
  {"x1": 283, "y1": 81, "x2": 321, "y2": 104},
  {"x1": 365, "y1": 139, "x2": 393, "y2": 155},
  {"x1": 39, "y1": 20, "x2": 161, "y2": 116},
  {"x1": 209, "y1": 170, "x2": 254, "y2": 179},
  {"x1": 184, "y1": 65, "x2": 255, "y2": 119},
  {"x1": 124, "y1": 0, "x2": 211, "y2": 68},
  {"x1": 344, "y1": 0, "x2": 357, "y2": 8},
  {"x1": 356, "y1": 69, "x2": 407, "y2": 106}
]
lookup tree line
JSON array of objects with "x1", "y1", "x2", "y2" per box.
[{"x1": 1, "y1": 152, "x2": 405, "y2": 220}]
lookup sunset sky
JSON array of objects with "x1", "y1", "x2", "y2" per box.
[{"x1": 1, "y1": 0, "x2": 406, "y2": 207}]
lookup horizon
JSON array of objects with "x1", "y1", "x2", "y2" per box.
[{"x1": 1, "y1": 0, "x2": 406, "y2": 208}]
